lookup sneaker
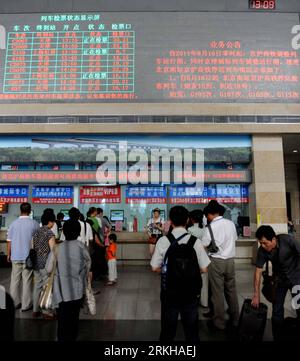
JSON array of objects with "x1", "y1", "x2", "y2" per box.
[
  {"x1": 21, "y1": 305, "x2": 33, "y2": 312},
  {"x1": 105, "y1": 281, "x2": 114, "y2": 286},
  {"x1": 42, "y1": 313, "x2": 57, "y2": 320}
]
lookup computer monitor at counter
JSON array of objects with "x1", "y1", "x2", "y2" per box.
[{"x1": 110, "y1": 210, "x2": 124, "y2": 222}]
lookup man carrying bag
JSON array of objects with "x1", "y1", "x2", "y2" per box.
[{"x1": 251, "y1": 225, "x2": 300, "y2": 341}]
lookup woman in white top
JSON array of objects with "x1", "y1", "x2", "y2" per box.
[
  {"x1": 188, "y1": 209, "x2": 205, "y2": 241},
  {"x1": 187, "y1": 209, "x2": 209, "y2": 308},
  {"x1": 146, "y1": 208, "x2": 164, "y2": 256}
]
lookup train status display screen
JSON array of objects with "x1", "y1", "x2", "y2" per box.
[{"x1": 0, "y1": 11, "x2": 299, "y2": 103}]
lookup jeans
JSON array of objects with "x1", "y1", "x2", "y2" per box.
[
  {"x1": 160, "y1": 294, "x2": 200, "y2": 342},
  {"x1": 272, "y1": 284, "x2": 300, "y2": 341}
]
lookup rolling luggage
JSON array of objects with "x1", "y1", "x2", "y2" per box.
[{"x1": 237, "y1": 298, "x2": 267, "y2": 341}]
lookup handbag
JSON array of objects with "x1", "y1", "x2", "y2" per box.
[
  {"x1": 39, "y1": 249, "x2": 57, "y2": 310},
  {"x1": 84, "y1": 278, "x2": 96, "y2": 315},
  {"x1": 262, "y1": 261, "x2": 277, "y2": 303},
  {"x1": 25, "y1": 248, "x2": 37, "y2": 270},
  {"x1": 148, "y1": 234, "x2": 158, "y2": 245},
  {"x1": 206, "y1": 224, "x2": 219, "y2": 254}
]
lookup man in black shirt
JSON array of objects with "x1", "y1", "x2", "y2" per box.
[{"x1": 251, "y1": 225, "x2": 300, "y2": 340}]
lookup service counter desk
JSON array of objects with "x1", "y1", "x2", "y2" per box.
[
  {"x1": 115, "y1": 231, "x2": 257, "y2": 266},
  {"x1": 0, "y1": 230, "x2": 7, "y2": 255},
  {"x1": 0, "y1": 230, "x2": 258, "y2": 266}
]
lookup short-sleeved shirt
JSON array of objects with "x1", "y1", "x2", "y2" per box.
[
  {"x1": 60, "y1": 220, "x2": 93, "y2": 247},
  {"x1": 99, "y1": 216, "x2": 111, "y2": 239},
  {"x1": 188, "y1": 223, "x2": 205, "y2": 241},
  {"x1": 40, "y1": 221, "x2": 58, "y2": 239},
  {"x1": 106, "y1": 243, "x2": 117, "y2": 260},
  {"x1": 255, "y1": 233, "x2": 300, "y2": 286},
  {"x1": 150, "y1": 227, "x2": 211, "y2": 270},
  {"x1": 7, "y1": 216, "x2": 39, "y2": 262},
  {"x1": 202, "y1": 216, "x2": 237, "y2": 259},
  {"x1": 147, "y1": 217, "x2": 164, "y2": 236},
  {"x1": 33, "y1": 226, "x2": 54, "y2": 269}
]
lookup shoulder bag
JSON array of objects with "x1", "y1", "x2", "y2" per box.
[
  {"x1": 207, "y1": 224, "x2": 219, "y2": 254},
  {"x1": 25, "y1": 239, "x2": 37, "y2": 270},
  {"x1": 39, "y1": 247, "x2": 58, "y2": 310},
  {"x1": 84, "y1": 278, "x2": 97, "y2": 315}
]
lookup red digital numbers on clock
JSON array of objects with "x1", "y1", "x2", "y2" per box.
[{"x1": 249, "y1": 0, "x2": 276, "y2": 10}]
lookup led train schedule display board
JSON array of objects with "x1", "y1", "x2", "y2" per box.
[{"x1": 0, "y1": 12, "x2": 299, "y2": 103}]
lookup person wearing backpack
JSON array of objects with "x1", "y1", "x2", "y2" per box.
[{"x1": 150, "y1": 206, "x2": 210, "y2": 342}]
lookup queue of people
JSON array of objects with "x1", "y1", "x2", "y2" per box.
[{"x1": 6, "y1": 202, "x2": 117, "y2": 341}]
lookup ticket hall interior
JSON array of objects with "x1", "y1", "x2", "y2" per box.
[{"x1": 1, "y1": 0, "x2": 300, "y2": 341}]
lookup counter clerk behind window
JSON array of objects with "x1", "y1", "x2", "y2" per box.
[{"x1": 146, "y1": 208, "x2": 164, "y2": 256}]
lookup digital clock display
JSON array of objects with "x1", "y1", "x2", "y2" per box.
[{"x1": 249, "y1": 0, "x2": 276, "y2": 10}]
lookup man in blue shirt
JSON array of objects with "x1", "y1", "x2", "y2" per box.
[{"x1": 7, "y1": 203, "x2": 39, "y2": 311}]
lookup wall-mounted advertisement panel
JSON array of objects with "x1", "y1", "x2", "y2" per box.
[{"x1": 0, "y1": 133, "x2": 251, "y2": 162}]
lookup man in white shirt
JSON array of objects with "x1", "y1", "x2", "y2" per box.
[
  {"x1": 60, "y1": 208, "x2": 93, "y2": 247},
  {"x1": 202, "y1": 200, "x2": 239, "y2": 331},
  {"x1": 151, "y1": 206, "x2": 210, "y2": 342}
]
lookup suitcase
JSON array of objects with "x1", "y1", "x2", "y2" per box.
[{"x1": 237, "y1": 298, "x2": 268, "y2": 341}]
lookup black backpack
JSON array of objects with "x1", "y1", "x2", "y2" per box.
[{"x1": 162, "y1": 232, "x2": 202, "y2": 301}]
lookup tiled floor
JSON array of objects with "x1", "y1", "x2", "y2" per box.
[{"x1": 0, "y1": 264, "x2": 298, "y2": 341}]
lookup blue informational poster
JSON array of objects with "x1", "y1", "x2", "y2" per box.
[
  {"x1": 32, "y1": 186, "x2": 73, "y2": 204},
  {"x1": 170, "y1": 184, "x2": 248, "y2": 204},
  {"x1": 0, "y1": 185, "x2": 29, "y2": 203},
  {"x1": 32, "y1": 186, "x2": 73, "y2": 198}
]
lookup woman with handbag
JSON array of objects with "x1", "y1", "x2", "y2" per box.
[
  {"x1": 146, "y1": 208, "x2": 164, "y2": 256},
  {"x1": 32, "y1": 212, "x2": 56, "y2": 319},
  {"x1": 46, "y1": 219, "x2": 91, "y2": 342}
]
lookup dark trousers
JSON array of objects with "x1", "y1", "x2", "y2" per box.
[
  {"x1": 160, "y1": 294, "x2": 200, "y2": 343},
  {"x1": 57, "y1": 299, "x2": 82, "y2": 342},
  {"x1": 272, "y1": 285, "x2": 300, "y2": 341}
]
